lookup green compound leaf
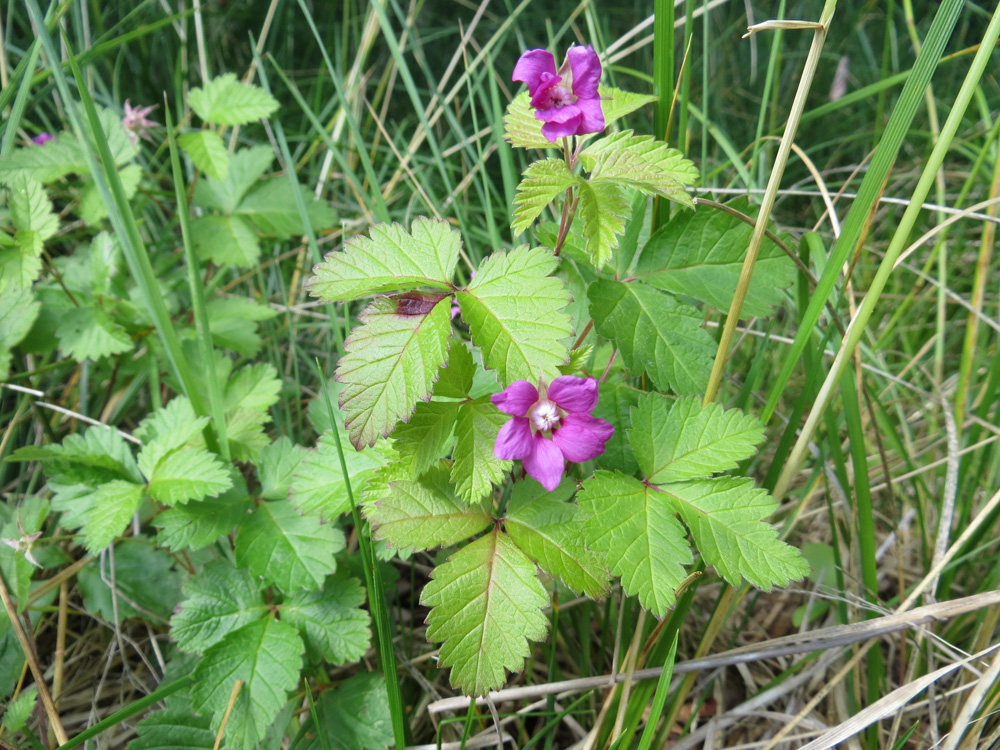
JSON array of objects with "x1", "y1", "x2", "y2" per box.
[
  {"x1": 134, "y1": 396, "x2": 206, "y2": 447},
  {"x1": 289, "y1": 673, "x2": 393, "y2": 750},
  {"x1": 336, "y1": 295, "x2": 452, "y2": 449},
  {"x1": 155, "y1": 488, "x2": 250, "y2": 551},
  {"x1": 178, "y1": 130, "x2": 229, "y2": 181},
  {"x1": 4, "y1": 685, "x2": 37, "y2": 733},
  {"x1": 55, "y1": 304, "x2": 133, "y2": 362},
  {"x1": 235, "y1": 500, "x2": 344, "y2": 594},
  {"x1": 578, "y1": 471, "x2": 691, "y2": 617},
  {"x1": 191, "y1": 214, "x2": 261, "y2": 267},
  {"x1": 588, "y1": 278, "x2": 714, "y2": 396},
  {"x1": 290, "y1": 429, "x2": 386, "y2": 520},
  {"x1": 660, "y1": 477, "x2": 809, "y2": 590},
  {"x1": 393, "y1": 400, "x2": 460, "y2": 475},
  {"x1": 194, "y1": 145, "x2": 274, "y2": 215},
  {"x1": 128, "y1": 705, "x2": 216, "y2": 750},
  {"x1": 366, "y1": 462, "x2": 492, "y2": 551},
  {"x1": 188, "y1": 73, "x2": 280, "y2": 126},
  {"x1": 6, "y1": 174, "x2": 59, "y2": 240},
  {"x1": 577, "y1": 180, "x2": 629, "y2": 269},
  {"x1": 307, "y1": 217, "x2": 460, "y2": 303},
  {"x1": 190, "y1": 616, "x2": 302, "y2": 750},
  {"x1": 171, "y1": 558, "x2": 267, "y2": 654},
  {"x1": 633, "y1": 197, "x2": 794, "y2": 317},
  {"x1": 147, "y1": 449, "x2": 233, "y2": 505},
  {"x1": 225, "y1": 409, "x2": 270, "y2": 463},
  {"x1": 504, "y1": 86, "x2": 651, "y2": 150},
  {"x1": 579, "y1": 131, "x2": 698, "y2": 208},
  {"x1": 224, "y1": 362, "x2": 283, "y2": 413},
  {"x1": 81, "y1": 479, "x2": 145, "y2": 553},
  {"x1": 505, "y1": 479, "x2": 609, "y2": 598},
  {"x1": 512, "y1": 158, "x2": 580, "y2": 234},
  {"x1": 282, "y1": 570, "x2": 371, "y2": 665},
  {"x1": 451, "y1": 397, "x2": 511, "y2": 504},
  {"x1": 8, "y1": 426, "x2": 142, "y2": 486},
  {"x1": 421, "y1": 529, "x2": 549, "y2": 696},
  {"x1": 630, "y1": 394, "x2": 765, "y2": 484},
  {"x1": 259, "y1": 437, "x2": 309, "y2": 500},
  {"x1": 457, "y1": 246, "x2": 572, "y2": 385}
]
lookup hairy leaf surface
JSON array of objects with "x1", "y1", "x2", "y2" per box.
[{"x1": 422, "y1": 529, "x2": 549, "y2": 696}]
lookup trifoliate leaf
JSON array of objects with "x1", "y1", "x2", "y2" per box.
[
  {"x1": 0, "y1": 285, "x2": 40, "y2": 376},
  {"x1": 393, "y1": 400, "x2": 460, "y2": 475},
  {"x1": 188, "y1": 73, "x2": 280, "y2": 126},
  {"x1": 457, "y1": 246, "x2": 572, "y2": 385},
  {"x1": 191, "y1": 214, "x2": 261, "y2": 267},
  {"x1": 289, "y1": 673, "x2": 393, "y2": 750},
  {"x1": 155, "y1": 487, "x2": 250, "y2": 551},
  {"x1": 307, "y1": 217, "x2": 461, "y2": 302},
  {"x1": 235, "y1": 501, "x2": 344, "y2": 594},
  {"x1": 282, "y1": 570, "x2": 370, "y2": 665},
  {"x1": 0, "y1": 135, "x2": 87, "y2": 182},
  {"x1": 505, "y1": 479, "x2": 609, "y2": 597},
  {"x1": 171, "y1": 559, "x2": 268, "y2": 654},
  {"x1": 4, "y1": 685, "x2": 37, "y2": 732},
  {"x1": 6, "y1": 174, "x2": 58, "y2": 240},
  {"x1": 421, "y1": 529, "x2": 549, "y2": 696},
  {"x1": 660, "y1": 477, "x2": 809, "y2": 589},
  {"x1": 55, "y1": 304, "x2": 132, "y2": 362},
  {"x1": 128, "y1": 705, "x2": 216, "y2": 750},
  {"x1": 580, "y1": 131, "x2": 698, "y2": 208},
  {"x1": 236, "y1": 179, "x2": 337, "y2": 238},
  {"x1": 577, "y1": 180, "x2": 629, "y2": 268},
  {"x1": 194, "y1": 145, "x2": 274, "y2": 214},
  {"x1": 259, "y1": 437, "x2": 309, "y2": 500},
  {"x1": 578, "y1": 471, "x2": 691, "y2": 616},
  {"x1": 451, "y1": 397, "x2": 511, "y2": 504},
  {"x1": 190, "y1": 617, "x2": 302, "y2": 750},
  {"x1": 592, "y1": 381, "x2": 641, "y2": 475},
  {"x1": 630, "y1": 394, "x2": 764, "y2": 483},
  {"x1": 224, "y1": 362, "x2": 282, "y2": 413},
  {"x1": 225, "y1": 409, "x2": 271, "y2": 462},
  {"x1": 81, "y1": 479, "x2": 146, "y2": 553},
  {"x1": 77, "y1": 538, "x2": 183, "y2": 622},
  {"x1": 588, "y1": 278, "x2": 714, "y2": 395},
  {"x1": 433, "y1": 339, "x2": 475, "y2": 398},
  {"x1": 290, "y1": 430, "x2": 385, "y2": 520},
  {"x1": 632, "y1": 197, "x2": 794, "y2": 316},
  {"x1": 179, "y1": 130, "x2": 229, "y2": 181},
  {"x1": 366, "y1": 462, "x2": 492, "y2": 550},
  {"x1": 512, "y1": 158, "x2": 580, "y2": 235},
  {"x1": 336, "y1": 295, "x2": 452, "y2": 449},
  {"x1": 206, "y1": 297, "x2": 279, "y2": 357},
  {"x1": 148, "y1": 449, "x2": 233, "y2": 505}
]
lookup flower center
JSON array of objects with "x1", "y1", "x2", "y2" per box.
[
  {"x1": 549, "y1": 85, "x2": 576, "y2": 108},
  {"x1": 528, "y1": 399, "x2": 561, "y2": 433}
]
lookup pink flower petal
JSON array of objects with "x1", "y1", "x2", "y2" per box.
[
  {"x1": 574, "y1": 96, "x2": 605, "y2": 135},
  {"x1": 523, "y1": 435, "x2": 566, "y2": 491},
  {"x1": 491, "y1": 380, "x2": 539, "y2": 417},
  {"x1": 537, "y1": 106, "x2": 582, "y2": 142},
  {"x1": 548, "y1": 376, "x2": 599, "y2": 414},
  {"x1": 567, "y1": 45, "x2": 602, "y2": 99},
  {"x1": 552, "y1": 414, "x2": 614, "y2": 463},
  {"x1": 513, "y1": 49, "x2": 558, "y2": 96},
  {"x1": 494, "y1": 417, "x2": 534, "y2": 460}
]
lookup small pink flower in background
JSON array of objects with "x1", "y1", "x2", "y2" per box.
[
  {"x1": 492, "y1": 375, "x2": 613, "y2": 491},
  {"x1": 31, "y1": 133, "x2": 54, "y2": 146},
  {"x1": 513, "y1": 45, "x2": 605, "y2": 143},
  {"x1": 122, "y1": 100, "x2": 158, "y2": 145}
]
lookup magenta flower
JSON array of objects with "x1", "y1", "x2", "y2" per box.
[
  {"x1": 492, "y1": 375, "x2": 613, "y2": 491},
  {"x1": 31, "y1": 133, "x2": 55, "y2": 146},
  {"x1": 512, "y1": 45, "x2": 605, "y2": 143},
  {"x1": 122, "y1": 100, "x2": 158, "y2": 145}
]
